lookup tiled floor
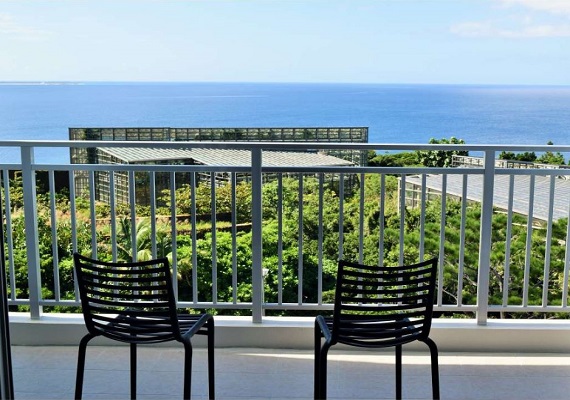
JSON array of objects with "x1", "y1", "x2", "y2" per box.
[{"x1": 10, "y1": 345, "x2": 570, "y2": 399}]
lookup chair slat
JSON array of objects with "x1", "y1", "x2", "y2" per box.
[{"x1": 332, "y1": 258, "x2": 438, "y2": 347}]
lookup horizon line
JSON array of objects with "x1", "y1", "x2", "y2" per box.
[{"x1": 0, "y1": 80, "x2": 569, "y2": 87}]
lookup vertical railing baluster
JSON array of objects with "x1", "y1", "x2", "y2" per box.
[
  {"x1": 419, "y1": 174, "x2": 427, "y2": 261},
  {"x1": 562, "y1": 191, "x2": 570, "y2": 308},
  {"x1": 48, "y1": 171, "x2": 61, "y2": 302},
  {"x1": 169, "y1": 171, "x2": 178, "y2": 300},
  {"x1": 437, "y1": 175, "x2": 447, "y2": 307},
  {"x1": 277, "y1": 174, "x2": 283, "y2": 305},
  {"x1": 378, "y1": 173, "x2": 385, "y2": 267},
  {"x1": 338, "y1": 173, "x2": 345, "y2": 260},
  {"x1": 359, "y1": 173, "x2": 365, "y2": 264},
  {"x1": 2, "y1": 170, "x2": 16, "y2": 301},
  {"x1": 231, "y1": 173, "x2": 238, "y2": 304},
  {"x1": 109, "y1": 171, "x2": 118, "y2": 262},
  {"x1": 542, "y1": 175, "x2": 556, "y2": 307},
  {"x1": 210, "y1": 172, "x2": 217, "y2": 305},
  {"x1": 69, "y1": 170, "x2": 80, "y2": 300},
  {"x1": 190, "y1": 172, "x2": 198, "y2": 304},
  {"x1": 88, "y1": 171, "x2": 97, "y2": 259},
  {"x1": 20, "y1": 146, "x2": 42, "y2": 318},
  {"x1": 399, "y1": 174, "x2": 406, "y2": 266},
  {"x1": 149, "y1": 171, "x2": 158, "y2": 297},
  {"x1": 476, "y1": 150, "x2": 496, "y2": 325},
  {"x1": 317, "y1": 173, "x2": 324, "y2": 305},
  {"x1": 128, "y1": 170, "x2": 137, "y2": 262},
  {"x1": 457, "y1": 175, "x2": 468, "y2": 306},
  {"x1": 503, "y1": 175, "x2": 515, "y2": 307},
  {"x1": 297, "y1": 174, "x2": 304, "y2": 305},
  {"x1": 149, "y1": 172, "x2": 157, "y2": 259},
  {"x1": 251, "y1": 148, "x2": 263, "y2": 323},
  {"x1": 523, "y1": 175, "x2": 535, "y2": 307}
]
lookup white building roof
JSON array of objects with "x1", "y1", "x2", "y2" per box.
[
  {"x1": 98, "y1": 147, "x2": 354, "y2": 167},
  {"x1": 406, "y1": 173, "x2": 570, "y2": 222}
]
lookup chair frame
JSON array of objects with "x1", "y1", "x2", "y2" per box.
[
  {"x1": 73, "y1": 253, "x2": 215, "y2": 399},
  {"x1": 314, "y1": 258, "x2": 440, "y2": 400}
]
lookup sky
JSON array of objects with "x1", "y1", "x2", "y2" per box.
[{"x1": 0, "y1": 0, "x2": 569, "y2": 85}]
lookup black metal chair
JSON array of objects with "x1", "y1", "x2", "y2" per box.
[
  {"x1": 73, "y1": 253, "x2": 215, "y2": 399},
  {"x1": 314, "y1": 258, "x2": 440, "y2": 400}
]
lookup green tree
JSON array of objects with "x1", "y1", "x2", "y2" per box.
[
  {"x1": 536, "y1": 141, "x2": 565, "y2": 165},
  {"x1": 115, "y1": 217, "x2": 152, "y2": 262},
  {"x1": 416, "y1": 137, "x2": 469, "y2": 167},
  {"x1": 498, "y1": 151, "x2": 516, "y2": 161},
  {"x1": 499, "y1": 151, "x2": 537, "y2": 162},
  {"x1": 369, "y1": 151, "x2": 420, "y2": 167}
]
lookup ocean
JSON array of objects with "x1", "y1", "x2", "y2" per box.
[{"x1": 1, "y1": 82, "x2": 570, "y2": 164}]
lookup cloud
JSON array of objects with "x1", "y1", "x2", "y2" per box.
[
  {"x1": 0, "y1": 13, "x2": 51, "y2": 40},
  {"x1": 498, "y1": 0, "x2": 570, "y2": 16},
  {"x1": 516, "y1": 24, "x2": 570, "y2": 37},
  {"x1": 451, "y1": 20, "x2": 570, "y2": 38},
  {"x1": 451, "y1": 0, "x2": 570, "y2": 39}
]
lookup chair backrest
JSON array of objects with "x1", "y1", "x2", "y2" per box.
[
  {"x1": 332, "y1": 258, "x2": 438, "y2": 348},
  {"x1": 73, "y1": 253, "x2": 181, "y2": 344}
]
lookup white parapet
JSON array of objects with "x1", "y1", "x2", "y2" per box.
[{"x1": 9, "y1": 313, "x2": 570, "y2": 353}]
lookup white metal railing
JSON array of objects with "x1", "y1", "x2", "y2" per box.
[{"x1": 1, "y1": 140, "x2": 570, "y2": 325}]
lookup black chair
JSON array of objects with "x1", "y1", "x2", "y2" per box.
[
  {"x1": 73, "y1": 253, "x2": 215, "y2": 399},
  {"x1": 314, "y1": 258, "x2": 440, "y2": 400}
]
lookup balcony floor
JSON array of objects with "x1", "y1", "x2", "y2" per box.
[{"x1": 11, "y1": 345, "x2": 570, "y2": 399}]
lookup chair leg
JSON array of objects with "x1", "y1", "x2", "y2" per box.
[
  {"x1": 130, "y1": 343, "x2": 137, "y2": 400},
  {"x1": 314, "y1": 328, "x2": 321, "y2": 400},
  {"x1": 314, "y1": 331, "x2": 331, "y2": 400},
  {"x1": 319, "y1": 345, "x2": 330, "y2": 400},
  {"x1": 313, "y1": 323, "x2": 328, "y2": 400},
  {"x1": 75, "y1": 334, "x2": 95, "y2": 400},
  {"x1": 207, "y1": 318, "x2": 215, "y2": 399},
  {"x1": 183, "y1": 341, "x2": 193, "y2": 400},
  {"x1": 423, "y1": 338, "x2": 440, "y2": 400},
  {"x1": 395, "y1": 344, "x2": 402, "y2": 400}
]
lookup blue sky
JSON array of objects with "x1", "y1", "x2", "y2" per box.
[{"x1": 1, "y1": 0, "x2": 569, "y2": 84}]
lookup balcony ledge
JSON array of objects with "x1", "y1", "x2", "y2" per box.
[{"x1": 9, "y1": 312, "x2": 570, "y2": 353}]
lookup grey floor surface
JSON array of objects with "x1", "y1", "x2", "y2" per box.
[{"x1": 10, "y1": 345, "x2": 570, "y2": 399}]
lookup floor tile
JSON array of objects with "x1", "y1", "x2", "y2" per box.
[{"x1": 9, "y1": 346, "x2": 570, "y2": 399}]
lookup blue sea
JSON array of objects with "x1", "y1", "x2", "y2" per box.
[{"x1": 1, "y1": 82, "x2": 570, "y2": 164}]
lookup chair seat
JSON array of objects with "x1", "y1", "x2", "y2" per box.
[
  {"x1": 320, "y1": 315, "x2": 428, "y2": 348},
  {"x1": 178, "y1": 313, "x2": 214, "y2": 337}
]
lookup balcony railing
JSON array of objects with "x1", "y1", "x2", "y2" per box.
[{"x1": 1, "y1": 140, "x2": 570, "y2": 325}]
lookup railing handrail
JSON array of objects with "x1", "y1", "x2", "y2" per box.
[{"x1": 2, "y1": 139, "x2": 570, "y2": 152}]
